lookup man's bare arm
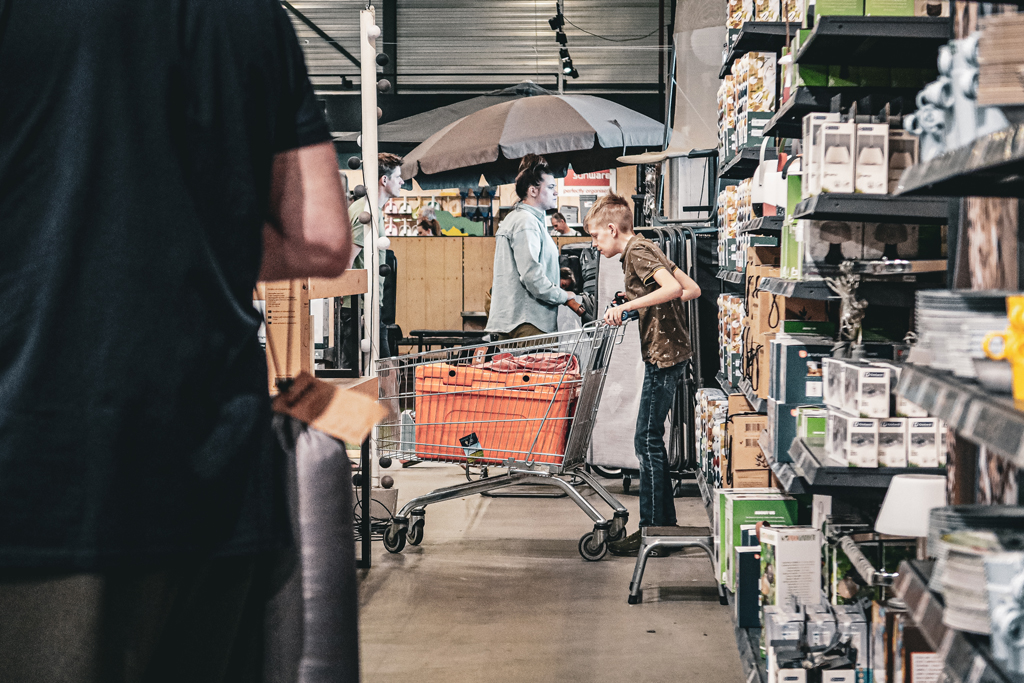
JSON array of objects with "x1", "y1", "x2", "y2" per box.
[{"x1": 259, "y1": 141, "x2": 351, "y2": 281}]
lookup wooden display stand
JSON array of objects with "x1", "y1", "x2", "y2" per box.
[{"x1": 255, "y1": 269, "x2": 367, "y2": 393}]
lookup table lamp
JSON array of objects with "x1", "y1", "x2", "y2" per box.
[{"x1": 875, "y1": 474, "x2": 947, "y2": 559}]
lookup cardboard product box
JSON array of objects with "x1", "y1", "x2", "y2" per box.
[
  {"x1": 721, "y1": 492, "x2": 798, "y2": 589},
  {"x1": 844, "y1": 416, "x2": 879, "y2": 468},
  {"x1": 760, "y1": 526, "x2": 823, "y2": 610},
  {"x1": 914, "y1": 0, "x2": 949, "y2": 15},
  {"x1": 732, "y1": 467, "x2": 774, "y2": 488},
  {"x1": 756, "y1": 332, "x2": 776, "y2": 400},
  {"x1": 797, "y1": 406, "x2": 829, "y2": 446},
  {"x1": 823, "y1": 357, "x2": 845, "y2": 409},
  {"x1": 888, "y1": 130, "x2": 919, "y2": 194},
  {"x1": 730, "y1": 414, "x2": 769, "y2": 470},
  {"x1": 855, "y1": 124, "x2": 889, "y2": 194},
  {"x1": 735, "y1": 545, "x2": 763, "y2": 628},
  {"x1": 774, "y1": 335, "x2": 833, "y2": 403},
  {"x1": 820, "y1": 123, "x2": 857, "y2": 193},
  {"x1": 863, "y1": 223, "x2": 920, "y2": 260},
  {"x1": 894, "y1": 613, "x2": 939, "y2": 683},
  {"x1": 878, "y1": 419, "x2": 908, "y2": 467},
  {"x1": 803, "y1": 113, "x2": 842, "y2": 198},
  {"x1": 809, "y1": 0, "x2": 865, "y2": 25},
  {"x1": 729, "y1": 393, "x2": 757, "y2": 416},
  {"x1": 799, "y1": 220, "x2": 863, "y2": 280},
  {"x1": 907, "y1": 418, "x2": 940, "y2": 467},
  {"x1": 865, "y1": 0, "x2": 913, "y2": 14},
  {"x1": 748, "y1": 245, "x2": 780, "y2": 266},
  {"x1": 828, "y1": 65, "x2": 861, "y2": 88},
  {"x1": 835, "y1": 603, "x2": 871, "y2": 676},
  {"x1": 845, "y1": 363, "x2": 892, "y2": 418},
  {"x1": 872, "y1": 601, "x2": 899, "y2": 683}
]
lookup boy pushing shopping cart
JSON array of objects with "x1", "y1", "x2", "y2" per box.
[{"x1": 586, "y1": 193, "x2": 702, "y2": 557}]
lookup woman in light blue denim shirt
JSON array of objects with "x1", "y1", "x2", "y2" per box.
[{"x1": 485, "y1": 155, "x2": 584, "y2": 339}]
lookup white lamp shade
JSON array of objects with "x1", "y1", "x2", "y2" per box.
[{"x1": 875, "y1": 474, "x2": 947, "y2": 537}]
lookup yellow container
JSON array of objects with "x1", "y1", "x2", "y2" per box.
[{"x1": 982, "y1": 296, "x2": 1024, "y2": 401}]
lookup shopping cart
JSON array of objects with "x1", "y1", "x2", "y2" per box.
[{"x1": 374, "y1": 321, "x2": 630, "y2": 561}]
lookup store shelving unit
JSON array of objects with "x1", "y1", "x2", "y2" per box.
[
  {"x1": 792, "y1": 193, "x2": 951, "y2": 224},
  {"x1": 720, "y1": 21, "x2": 793, "y2": 79},
  {"x1": 763, "y1": 86, "x2": 920, "y2": 138},
  {"x1": 718, "y1": 269, "x2": 745, "y2": 283},
  {"x1": 738, "y1": 377, "x2": 766, "y2": 413},
  {"x1": 898, "y1": 123, "x2": 1024, "y2": 198},
  {"x1": 794, "y1": 16, "x2": 952, "y2": 68},
  {"x1": 896, "y1": 364, "x2": 1024, "y2": 468},
  {"x1": 786, "y1": 438, "x2": 946, "y2": 489},
  {"x1": 757, "y1": 259, "x2": 946, "y2": 305},
  {"x1": 760, "y1": 432, "x2": 809, "y2": 494},
  {"x1": 738, "y1": 216, "x2": 784, "y2": 235},
  {"x1": 893, "y1": 560, "x2": 1020, "y2": 683},
  {"x1": 717, "y1": 371, "x2": 737, "y2": 394},
  {"x1": 719, "y1": 147, "x2": 765, "y2": 179}
]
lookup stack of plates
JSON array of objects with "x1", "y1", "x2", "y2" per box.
[
  {"x1": 915, "y1": 290, "x2": 1010, "y2": 378},
  {"x1": 928, "y1": 506, "x2": 1024, "y2": 634}
]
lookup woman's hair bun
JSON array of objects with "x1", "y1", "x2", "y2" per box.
[{"x1": 515, "y1": 154, "x2": 552, "y2": 200}]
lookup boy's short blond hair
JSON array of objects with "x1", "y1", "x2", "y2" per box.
[{"x1": 585, "y1": 192, "x2": 634, "y2": 234}]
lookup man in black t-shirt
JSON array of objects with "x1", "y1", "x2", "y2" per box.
[{"x1": 0, "y1": 1, "x2": 352, "y2": 680}]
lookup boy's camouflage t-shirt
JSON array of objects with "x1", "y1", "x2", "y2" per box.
[{"x1": 621, "y1": 235, "x2": 692, "y2": 368}]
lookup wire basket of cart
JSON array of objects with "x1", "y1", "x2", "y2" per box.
[{"x1": 374, "y1": 321, "x2": 629, "y2": 561}]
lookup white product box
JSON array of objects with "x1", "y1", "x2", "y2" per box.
[
  {"x1": 938, "y1": 419, "x2": 948, "y2": 466},
  {"x1": 823, "y1": 672, "x2": 856, "y2": 683},
  {"x1": 844, "y1": 416, "x2": 879, "y2": 468},
  {"x1": 878, "y1": 418, "x2": 908, "y2": 467},
  {"x1": 868, "y1": 360, "x2": 929, "y2": 417},
  {"x1": 827, "y1": 408, "x2": 848, "y2": 463},
  {"x1": 804, "y1": 603, "x2": 838, "y2": 648},
  {"x1": 779, "y1": 671, "x2": 809, "y2": 683},
  {"x1": 888, "y1": 130, "x2": 920, "y2": 194},
  {"x1": 801, "y1": 220, "x2": 863, "y2": 279},
  {"x1": 908, "y1": 418, "x2": 940, "y2": 467},
  {"x1": 760, "y1": 526, "x2": 824, "y2": 608},
  {"x1": 863, "y1": 223, "x2": 920, "y2": 260},
  {"x1": 819, "y1": 122, "x2": 856, "y2": 194},
  {"x1": 764, "y1": 607, "x2": 805, "y2": 682},
  {"x1": 803, "y1": 113, "x2": 841, "y2": 197},
  {"x1": 855, "y1": 123, "x2": 889, "y2": 194},
  {"x1": 822, "y1": 357, "x2": 845, "y2": 410},
  {"x1": 834, "y1": 604, "x2": 870, "y2": 676},
  {"x1": 852, "y1": 365, "x2": 891, "y2": 418}
]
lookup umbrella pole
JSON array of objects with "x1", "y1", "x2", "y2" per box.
[{"x1": 360, "y1": 8, "x2": 380, "y2": 472}]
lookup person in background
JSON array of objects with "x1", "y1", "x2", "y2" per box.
[
  {"x1": 584, "y1": 193, "x2": 702, "y2": 557},
  {"x1": 550, "y1": 211, "x2": 581, "y2": 237},
  {"x1": 416, "y1": 218, "x2": 441, "y2": 236},
  {"x1": 0, "y1": 0, "x2": 352, "y2": 680},
  {"x1": 341, "y1": 152, "x2": 404, "y2": 366},
  {"x1": 485, "y1": 155, "x2": 584, "y2": 340}
]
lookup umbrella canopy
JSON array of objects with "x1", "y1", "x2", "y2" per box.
[
  {"x1": 333, "y1": 81, "x2": 553, "y2": 146},
  {"x1": 401, "y1": 95, "x2": 663, "y2": 189}
]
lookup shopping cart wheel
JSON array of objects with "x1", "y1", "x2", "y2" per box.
[
  {"x1": 578, "y1": 531, "x2": 607, "y2": 562},
  {"x1": 383, "y1": 524, "x2": 406, "y2": 553},
  {"x1": 408, "y1": 518, "x2": 425, "y2": 546},
  {"x1": 609, "y1": 525, "x2": 627, "y2": 542}
]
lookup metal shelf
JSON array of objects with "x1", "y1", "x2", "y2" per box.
[
  {"x1": 720, "y1": 22, "x2": 794, "y2": 79},
  {"x1": 898, "y1": 123, "x2": 1024, "y2": 198},
  {"x1": 792, "y1": 193, "x2": 951, "y2": 224},
  {"x1": 717, "y1": 371, "x2": 737, "y2": 395},
  {"x1": 728, "y1": 591, "x2": 768, "y2": 683},
  {"x1": 763, "y1": 86, "x2": 921, "y2": 138},
  {"x1": 718, "y1": 269, "x2": 745, "y2": 283},
  {"x1": 761, "y1": 431, "x2": 808, "y2": 494},
  {"x1": 758, "y1": 276, "x2": 837, "y2": 299},
  {"x1": 787, "y1": 438, "x2": 946, "y2": 489},
  {"x1": 893, "y1": 560, "x2": 1022, "y2": 683},
  {"x1": 738, "y1": 216, "x2": 784, "y2": 235},
  {"x1": 738, "y1": 377, "x2": 767, "y2": 413},
  {"x1": 794, "y1": 16, "x2": 952, "y2": 69},
  {"x1": 896, "y1": 364, "x2": 1024, "y2": 469},
  {"x1": 758, "y1": 274, "x2": 943, "y2": 306},
  {"x1": 719, "y1": 147, "x2": 764, "y2": 179}
]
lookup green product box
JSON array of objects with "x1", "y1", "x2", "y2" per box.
[
  {"x1": 780, "y1": 220, "x2": 801, "y2": 280},
  {"x1": 814, "y1": 0, "x2": 865, "y2": 18},
  {"x1": 718, "y1": 491, "x2": 798, "y2": 590},
  {"x1": 890, "y1": 67, "x2": 936, "y2": 89},
  {"x1": 746, "y1": 235, "x2": 779, "y2": 247},
  {"x1": 797, "y1": 406, "x2": 828, "y2": 446},
  {"x1": 795, "y1": 62, "x2": 829, "y2": 87},
  {"x1": 782, "y1": 320, "x2": 836, "y2": 336},
  {"x1": 773, "y1": 335, "x2": 833, "y2": 404},
  {"x1": 858, "y1": 66, "x2": 891, "y2": 87},
  {"x1": 865, "y1": 0, "x2": 914, "y2": 15},
  {"x1": 828, "y1": 65, "x2": 861, "y2": 87},
  {"x1": 739, "y1": 112, "x2": 776, "y2": 149}
]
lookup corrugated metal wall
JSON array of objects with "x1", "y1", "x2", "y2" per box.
[{"x1": 284, "y1": 1, "x2": 663, "y2": 91}]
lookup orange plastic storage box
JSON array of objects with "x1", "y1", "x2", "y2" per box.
[{"x1": 414, "y1": 362, "x2": 580, "y2": 465}]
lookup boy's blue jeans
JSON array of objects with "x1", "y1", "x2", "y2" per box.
[{"x1": 635, "y1": 360, "x2": 686, "y2": 528}]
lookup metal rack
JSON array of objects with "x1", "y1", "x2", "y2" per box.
[
  {"x1": 896, "y1": 364, "x2": 1024, "y2": 469},
  {"x1": 737, "y1": 377, "x2": 766, "y2": 413},
  {"x1": 720, "y1": 21, "x2": 794, "y2": 79},
  {"x1": 794, "y1": 16, "x2": 952, "y2": 68},
  {"x1": 898, "y1": 123, "x2": 1024, "y2": 198},
  {"x1": 792, "y1": 193, "x2": 951, "y2": 224},
  {"x1": 719, "y1": 147, "x2": 765, "y2": 179},
  {"x1": 763, "y1": 86, "x2": 921, "y2": 138},
  {"x1": 717, "y1": 268, "x2": 745, "y2": 283},
  {"x1": 785, "y1": 438, "x2": 947, "y2": 490},
  {"x1": 738, "y1": 216, "x2": 784, "y2": 235}
]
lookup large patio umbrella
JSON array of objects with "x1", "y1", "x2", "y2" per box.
[{"x1": 401, "y1": 95, "x2": 664, "y2": 189}]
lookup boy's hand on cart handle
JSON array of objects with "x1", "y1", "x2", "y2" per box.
[{"x1": 603, "y1": 304, "x2": 625, "y2": 327}]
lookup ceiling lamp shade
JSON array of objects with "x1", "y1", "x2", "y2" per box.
[{"x1": 875, "y1": 474, "x2": 947, "y2": 537}]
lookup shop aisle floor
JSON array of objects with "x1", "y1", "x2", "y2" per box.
[{"x1": 358, "y1": 463, "x2": 743, "y2": 683}]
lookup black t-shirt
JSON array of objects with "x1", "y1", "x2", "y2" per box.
[{"x1": 0, "y1": 0, "x2": 331, "y2": 569}]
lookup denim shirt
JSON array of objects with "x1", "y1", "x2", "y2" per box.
[{"x1": 485, "y1": 203, "x2": 569, "y2": 334}]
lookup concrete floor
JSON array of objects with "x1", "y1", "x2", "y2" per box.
[{"x1": 357, "y1": 463, "x2": 743, "y2": 683}]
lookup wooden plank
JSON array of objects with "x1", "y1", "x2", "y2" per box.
[
  {"x1": 391, "y1": 236, "x2": 464, "y2": 333},
  {"x1": 554, "y1": 235, "x2": 592, "y2": 250},
  {"x1": 263, "y1": 279, "x2": 310, "y2": 392},
  {"x1": 463, "y1": 237, "x2": 496, "y2": 316},
  {"x1": 308, "y1": 269, "x2": 367, "y2": 299}
]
